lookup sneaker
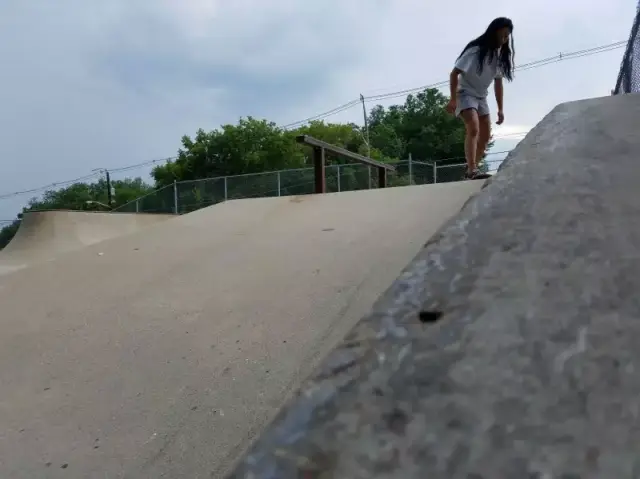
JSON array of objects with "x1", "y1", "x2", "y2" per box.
[{"x1": 464, "y1": 169, "x2": 492, "y2": 180}]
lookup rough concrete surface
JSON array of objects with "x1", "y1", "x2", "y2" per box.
[
  {"x1": 0, "y1": 210, "x2": 173, "y2": 275},
  {"x1": 228, "y1": 93, "x2": 640, "y2": 479},
  {"x1": 0, "y1": 181, "x2": 482, "y2": 478}
]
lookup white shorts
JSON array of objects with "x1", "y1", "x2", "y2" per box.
[{"x1": 455, "y1": 90, "x2": 490, "y2": 118}]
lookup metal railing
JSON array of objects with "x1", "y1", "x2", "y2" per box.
[
  {"x1": 113, "y1": 156, "x2": 506, "y2": 215},
  {"x1": 614, "y1": 1, "x2": 640, "y2": 94}
]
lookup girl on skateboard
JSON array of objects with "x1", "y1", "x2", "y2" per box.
[{"x1": 446, "y1": 17, "x2": 515, "y2": 180}]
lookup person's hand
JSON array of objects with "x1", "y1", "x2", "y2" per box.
[
  {"x1": 446, "y1": 99, "x2": 457, "y2": 115},
  {"x1": 496, "y1": 110, "x2": 505, "y2": 125}
]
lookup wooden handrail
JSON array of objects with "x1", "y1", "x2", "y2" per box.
[
  {"x1": 295, "y1": 135, "x2": 395, "y2": 193},
  {"x1": 295, "y1": 135, "x2": 395, "y2": 171}
]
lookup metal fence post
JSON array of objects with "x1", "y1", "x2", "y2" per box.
[
  {"x1": 135, "y1": 199, "x2": 139, "y2": 213},
  {"x1": 433, "y1": 162, "x2": 438, "y2": 184},
  {"x1": 223, "y1": 177, "x2": 228, "y2": 201},
  {"x1": 613, "y1": 5, "x2": 640, "y2": 95},
  {"x1": 173, "y1": 180, "x2": 178, "y2": 214},
  {"x1": 408, "y1": 153, "x2": 413, "y2": 185},
  {"x1": 277, "y1": 171, "x2": 281, "y2": 197},
  {"x1": 368, "y1": 166, "x2": 372, "y2": 189},
  {"x1": 337, "y1": 165, "x2": 341, "y2": 192}
]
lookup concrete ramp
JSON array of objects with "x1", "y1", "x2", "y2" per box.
[
  {"x1": 0, "y1": 210, "x2": 173, "y2": 275},
  {"x1": 229, "y1": 93, "x2": 640, "y2": 478},
  {"x1": 0, "y1": 182, "x2": 482, "y2": 478}
]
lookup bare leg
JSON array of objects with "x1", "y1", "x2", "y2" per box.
[
  {"x1": 476, "y1": 114, "x2": 491, "y2": 168},
  {"x1": 460, "y1": 109, "x2": 480, "y2": 172}
]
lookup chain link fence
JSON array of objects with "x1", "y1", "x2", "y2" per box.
[
  {"x1": 114, "y1": 156, "x2": 506, "y2": 215},
  {"x1": 614, "y1": 1, "x2": 640, "y2": 94}
]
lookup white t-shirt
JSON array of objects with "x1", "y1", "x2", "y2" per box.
[{"x1": 454, "y1": 46, "x2": 502, "y2": 98}]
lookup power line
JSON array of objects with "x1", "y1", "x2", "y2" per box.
[
  {"x1": 0, "y1": 157, "x2": 176, "y2": 201},
  {"x1": 109, "y1": 157, "x2": 176, "y2": 174},
  {"x1": 0, "y1": 171, "x2": 103, "y2": 200},
  {"x1": 0, "y1": 40, "x2": 625, "y2": 200},
  {"x1": 282, "y1": 39, "x2": 627, "y2": 126},
  {"x1": 360, "y1": 40, "x2": 627, "y2": 103},
  {"x1": 281, "y1": 100, "x2": 361, "y2": 129}
]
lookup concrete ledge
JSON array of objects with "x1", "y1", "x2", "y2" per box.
[{"x1": 227, "y1": 93, "x2": 640, "y2": 478}]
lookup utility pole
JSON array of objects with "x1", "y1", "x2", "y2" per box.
[
  {"x1": 105, "y1": 170, "x2": 112, "y2": 205},
  {"x1": 359, "y1": 94, "x2": 371, "y2": 159},
  {"x1": 92, "y1": 168, "x2": 114, "y2": 205},
  {"x1": 360, "y1": 94, "x2": 372, "y2": 188}
]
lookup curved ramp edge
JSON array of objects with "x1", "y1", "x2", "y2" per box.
[
  {"x1": 228, "y1": 93, "x2": 640, "y2": 478},
  {"x1": 0, "y1": 210, "x2": 173, "y2": 274}
]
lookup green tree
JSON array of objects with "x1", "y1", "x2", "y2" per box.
[
  {"x1": 153, "y1": 117, "x2": 397, "y2": 204},
  {"x1": 152, "y1": 117, "x2": 310, "y2": 207},
  {"x1": 23, "y1": 177, "x2": 154, "y2": 212},
  {"x1": 369, "y1": 88, "x2": 466, "y2": 161},
  {"x1": 368, "y1": 104, "x2": 406, "y2": 160},
  {"x1": 0, "y1": 220, "x2": 20, "y2": 250},
  {"x1": 152, "y1": 117, "x2": 306, "y2": 187}
]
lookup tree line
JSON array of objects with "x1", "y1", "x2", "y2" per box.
[{"x1": 0, "y1": 88, "x2": 491, "y2": 249}]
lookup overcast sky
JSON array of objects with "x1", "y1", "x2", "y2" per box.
[{"x1": 0, "y1": 0, "x2": 635, "y2": 220}]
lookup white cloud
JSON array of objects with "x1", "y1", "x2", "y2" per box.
[{"x1": 0, "y1": 0, "x2": 636, "y2": 220}]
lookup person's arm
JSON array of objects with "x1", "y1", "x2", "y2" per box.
[
  {"x1": 494, "y1": 77, "x2": 504, "y2": 124},
  {"x1": 494, "y1": 77, "x2": 504, "y2": 112},
  {"x1": 449, "y1": 68, "x2": 462, "y2": 99},
  {"x1": 446, "y1": 68, "x2": 462, "y2": 114}
]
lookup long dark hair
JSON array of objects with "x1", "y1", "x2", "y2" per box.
[{"x1": 458, "y1": 17, "x2": 515, "y2": 81}]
